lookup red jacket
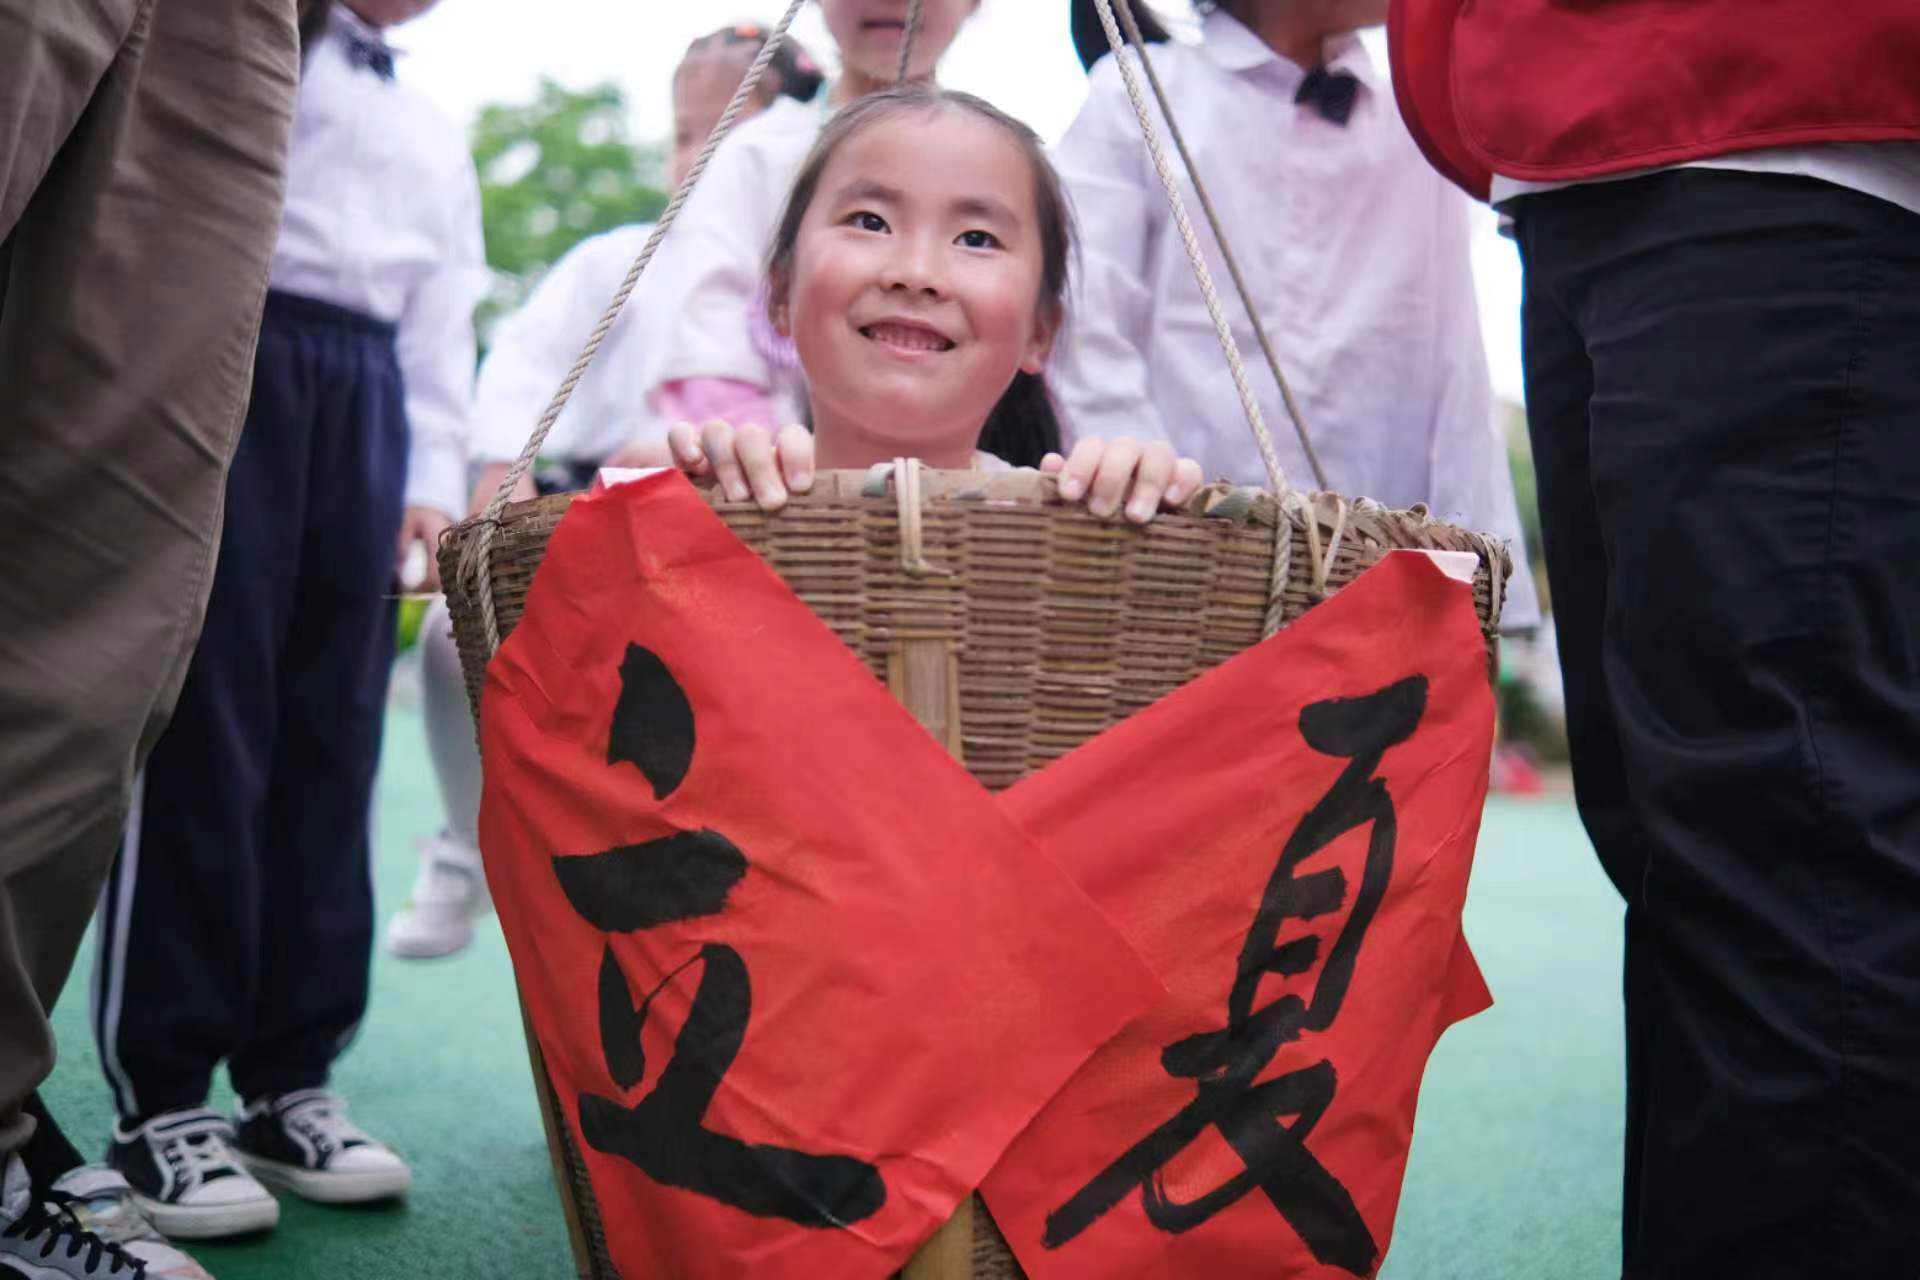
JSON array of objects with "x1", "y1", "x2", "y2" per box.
[{"x1": 1388, "y1": 0, "x2": 1920, "y2": 201}]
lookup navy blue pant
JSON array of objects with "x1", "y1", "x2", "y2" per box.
[
  {"x1": 93, "y1": 291, "x2": 410, "y2": 1118},
  {"x1": 1515, "y1": 171, "x2": 1920, "y2": 1277}
]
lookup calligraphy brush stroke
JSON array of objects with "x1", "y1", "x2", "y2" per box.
[{"x1": 553, "y1": 830, "x2": 748, "y2": 932}]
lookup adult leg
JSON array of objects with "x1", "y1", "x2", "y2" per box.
[
  {"x1": 0, "y1": 0, "x2": 297, "y2": 1156},
  {"x1": 1511, "y1": 208, "x2": 1653, "y2": 1259},
  {"x1": 1523, "y1": 171, "x2": 1920, "y2": 1277}
]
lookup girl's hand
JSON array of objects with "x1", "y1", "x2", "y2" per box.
[
  {"x1": 1041, "y1": 438, "x2": 1204, "y2": 524},
  {"x1": 667, "y1": 419, "x2": 814, "y2": 511}
]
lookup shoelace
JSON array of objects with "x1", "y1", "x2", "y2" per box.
[
  {"x1": 157, "y1": 1113, "x2": 245, "y2": 1188},
  {"x1": 3, "y1": 1196, "x2": 147, "y2": 1277},
  {"x1": 275, "y1": 1090, "x2": 371, "y2": 1155}
]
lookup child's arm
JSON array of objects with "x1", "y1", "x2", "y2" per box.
[
  {"x1": 643, "y1": 118, "x2": 793, "y2": 433},
  {"x1": 397, "y1": 147, "x2": 487, "y2": 589},
  {"x1": 666, "y1": 422, "x2": 1200, "y2": 524},
  {"x1": 1048, "y1": 55, "x2": 1175, "y2": 452}
]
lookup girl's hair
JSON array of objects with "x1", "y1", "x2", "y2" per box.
[
  {"x1": 1069, "y1": 0, "x2": 1174, "y2": 72},
  {"x1": 680, "y1": 25, "x2": 826, "y2": 107},
  {"x1": 765, "y1": 86, "x2": 1073, "y2": 466}
]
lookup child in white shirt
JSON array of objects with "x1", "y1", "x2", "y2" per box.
[
  {"x1": 389, "y1": 24, "x2": 827, "y2": 961},
  {"x1": 644, "y1": 0, "x2": 983, "y2": 443},
  {"x1": 1054, "y1": 0, "x2": 1539, "y2": 628}
]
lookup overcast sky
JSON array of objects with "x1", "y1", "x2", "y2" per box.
[{"x1": 395, "y1": 0, "x2": 1526, "y2": 403}]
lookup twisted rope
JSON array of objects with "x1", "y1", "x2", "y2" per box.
[
  {"x1": 896, "y1": 0, "x2": 926, "y2": 84},
  {"x1": 1104, "y1": 0, "x2": 1327, "y2": 492},
  {"x1": 462, "y1": 0, "x2": 810, "y2": 653},
  {"x1": 1092, "y1": 0, "x2": 1332, "y2": 634}
]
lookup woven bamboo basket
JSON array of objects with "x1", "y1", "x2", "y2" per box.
[{"x1": 439, "y1": 466, "x2": 1509, "y2": 1280}]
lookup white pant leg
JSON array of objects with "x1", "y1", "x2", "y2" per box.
[{"x1": 420, "y1": 598, "x2": 482, "y2": 855}]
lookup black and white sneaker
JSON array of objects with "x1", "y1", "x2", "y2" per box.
[
  {"x1": 233, "y1": 1092, "x2": 410, "y2": 1205},
  {"x1": 105, "y1": 1110, "x2": 278, "y2": 1241},
  {"x1": 0, "y1": 1152, "x2": 147, "y2": 1278}
]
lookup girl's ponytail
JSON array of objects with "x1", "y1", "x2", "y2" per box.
[{"x1": 977, "y1": 371, "x2": 1063, "y2": 469}]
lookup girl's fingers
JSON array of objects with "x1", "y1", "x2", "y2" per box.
[
  {"x1": 668, "y1": 421, "x2": 709, "y2": 474},
  {"x1": 700, "y1": 419, "x2": 750, "y2": 502},
  {"x1": 1087, "y1": 437, "x2": 1142, "y2": 519},
  {"x1": 732, "y1": 423, "x2": 787, "y2": 510},
  {"x1": 1038, "y1": 451, "x2": 1066, "y2": 475},
  {"x1": 1164, "y1": 457, "x2": 1205, "y2": 508},
  {"x1": 1055, "y1": 437, "x2": 1107, "y2": 502},
  {"x1": 776, "y1": 424, "x2": 815, "y2": 493},
  {"x1": 1124, "y1": 444, "x2": 1178, "y2": 523}
]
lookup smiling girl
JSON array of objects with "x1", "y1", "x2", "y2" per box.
[{"x1": 669, "y1": 87, "x2": 1203, "y2": 523}]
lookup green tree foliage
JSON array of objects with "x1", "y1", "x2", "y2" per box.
[{"x1": 471, "y1": 79, "x2": 668, "y2": 338}]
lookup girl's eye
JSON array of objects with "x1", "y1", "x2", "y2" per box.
[
  {"x1": 848, "y1": 211, "x2": 889, "y2": 233},
  {"x1": 957, "y1": 229, "x2": 1001, "y2": 250}
]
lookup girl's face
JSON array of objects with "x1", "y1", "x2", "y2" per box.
[
  {"x1": 672, "y1": 46, "x2": 764, "y2": 189},
  {"x1": 819, "y1": 0, "x2": 978, "y2": 87},
  {"x1": 778, "y1": 109, "x2": 1056, "y2": 466}
]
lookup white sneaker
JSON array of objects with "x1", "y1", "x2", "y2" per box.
[
  {"x1": 233, "y1": 1091, "x2": 410, "y2": 1205},
  {"x1": 385, "y1": 831, "x2": 488, "y2": 959},
  {"x1": 1, "y1": 1152, "x2": 148, "y2": 1278},
  {"x1": 48, "y1": 1167, "x2": 214, "y2": 1280},
  {"x1": 105, "y1": 1109, "x2": 279, "y2": 1241}
]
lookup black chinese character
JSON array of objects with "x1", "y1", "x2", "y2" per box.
[
  {"x1": 556, "y1": 644, "x2": 887, "y2": 1229},
  {"x1": 1044, "y1": 676, "x2": 1429, "y2": 1276}
]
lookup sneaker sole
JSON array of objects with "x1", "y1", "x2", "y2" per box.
[
  {"x1": 385, "y1": 920, "x2": 476, "y2": 959},
  {"x1": 131, "y1": 1189, "x2": 280, "y2": 1240},
  {"x1": 240, "y1": 1154, "x2": 412, "y2": 1204}
]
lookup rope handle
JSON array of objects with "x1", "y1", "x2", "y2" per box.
[
  {"x1": 1086, "y1": 0, "x2": 1327, "y2": 493},
  {"x1": 460, "y1": 0, "x2": 811, "y2": 652}
]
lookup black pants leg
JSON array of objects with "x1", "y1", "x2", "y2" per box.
[
  {"x1": 97, "y1": 292, "x2": 408, "y2": 1117},
  {"x1": 1515, "y1": 171, "x2": 1920, "y2": 1278},
  {"x1": 230, "y1": 298, "x2": 407, "y2": 1101}
]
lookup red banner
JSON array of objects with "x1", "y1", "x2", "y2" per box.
[
  {"x1": 478, "y1": 472, "x2": 1164, "y2": 1280},
  {"x1": 980, "y1": 551, "x2": 1495, "y2": 1278}
]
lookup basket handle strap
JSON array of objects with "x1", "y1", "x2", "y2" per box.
[
  {"x1": 1088, "y1": 0, "x2": 1328, "y2": 495},
  {"x1": 461, "y1": 0, "x2": 811, "y2": 653}
]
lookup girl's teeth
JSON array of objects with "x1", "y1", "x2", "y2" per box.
[{"x1": 866, "y1": 323, "x2": 950, "y2": 352}]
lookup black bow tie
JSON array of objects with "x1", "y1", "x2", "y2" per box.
[
  {"x1": 1295, "y1": 65, "x2": 1359, "y2": 126},
  {"x1": 346, "y1": 31, "x2": 395, "y2": 81}
]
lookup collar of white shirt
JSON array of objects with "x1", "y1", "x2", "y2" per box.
[
  {"x1": 328, "y1": 4, "x2": 405, "y2": 68},
  {"x1": 1200, "y1": 9, "x2": 1378, "y2": 95}
]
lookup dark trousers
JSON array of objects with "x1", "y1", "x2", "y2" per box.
[
  {"x1": 1514, "y1": 170, "x2": 1920, "y2": 1277},
  {"x1": 93, "y1": 291, "x2": 410, "y2": 1119}
]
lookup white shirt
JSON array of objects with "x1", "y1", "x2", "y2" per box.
[
  {"x1": 1052, "y1": 13, "x2": 1539, "y2": 628},
  {"x1": 470, "y1": 224, "x2": 668, "y2": 466},
  {"x1": 1491, "y1": 142, "x2": 1920, "y2": 216},
  {"x1": 269, "y1": 6, "x2": 487, "y2": 517},
  {"x1": 644, "y1": 95, "x2": 827, "y2": 428}
]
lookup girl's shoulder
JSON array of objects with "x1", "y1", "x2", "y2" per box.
[{"x1": 713, "y1": 94, "x2": 825, "y2": 173}]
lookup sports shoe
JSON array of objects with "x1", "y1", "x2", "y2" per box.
[
  {"x1": 0, "y1": 1152, "x2": 146, "y2": 1278},
  {"x1": 233, "y1": 1092, "x2": 410, "y2": 1204},
  {"x1": 105, "y1": 1110, "x2": 278, "y2": 1241},
  {"x1": 385, "y1": 831, "x2": 488, "y2": 959},
  {"x1": 47, "y1": 1168, "x2": 211, "y2": 1280}
]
